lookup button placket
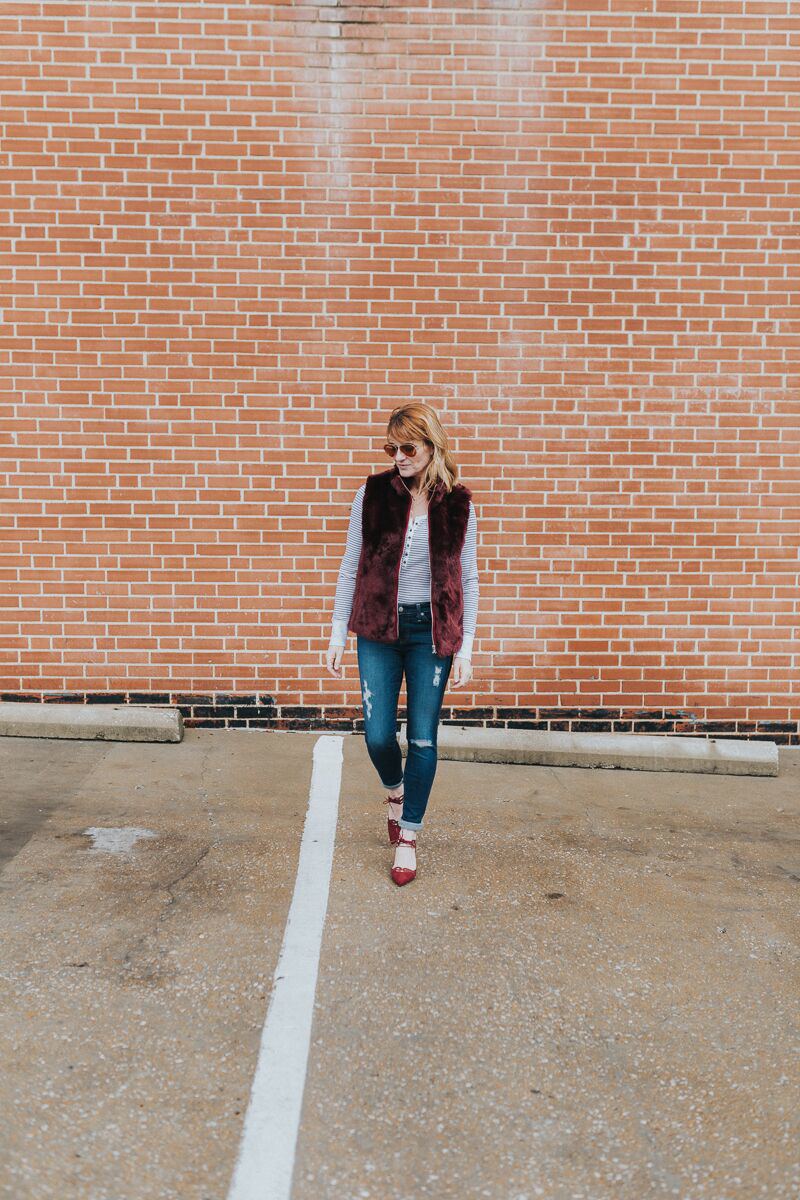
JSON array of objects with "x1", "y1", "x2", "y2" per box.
[{"x1": 401, "y1": 519, "x2": 416, "y2": 566}]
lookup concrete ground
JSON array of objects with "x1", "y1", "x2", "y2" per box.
[{"x1": 0, "y1": 729, "x2": 798, "y2": 1200}]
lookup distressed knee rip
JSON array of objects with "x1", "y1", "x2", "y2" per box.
[
  {"x1": 433, "y1": 664, "x2": 443, "y2": 687},
  {"x1": 361, "y1": 678, "x2": 374, "y2": 720},
  {"x1": 410, "y1": 737, "x2": 434, "y2": 748}
]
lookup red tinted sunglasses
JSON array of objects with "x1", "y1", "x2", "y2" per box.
[{"x1": 384, "y1": 442, "x2": 421, "y2": 458}]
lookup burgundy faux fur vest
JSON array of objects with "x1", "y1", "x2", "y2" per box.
[{"x1": 348, "y1": 464, "x2": 472, "y2": 657}]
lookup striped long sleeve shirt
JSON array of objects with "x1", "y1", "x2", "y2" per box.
[{"x1": 329, "y1": 482, "x2": 479, "y2": 659}]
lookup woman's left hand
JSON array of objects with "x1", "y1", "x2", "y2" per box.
[{"x1": 451, "y1": 656, "x2": 473, "y2": 688}]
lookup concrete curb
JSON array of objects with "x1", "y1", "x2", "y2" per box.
[
  {"x1": 0, "y1": 701, "x2": 183, "y2": 743},
  {"x1": 399, "y1": 724, "x2": 778, "y2": 777}
]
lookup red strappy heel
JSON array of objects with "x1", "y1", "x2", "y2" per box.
[
  {"x1": 384, "y1": 793, "x2": 403, "y2": 845},
  {"x1": 390, "y1": 831, "x2": 417, "y2": 887}
]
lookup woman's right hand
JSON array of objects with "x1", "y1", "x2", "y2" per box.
[{"x1": 326, "y1": 644, "x2": 345, "y2": 678}]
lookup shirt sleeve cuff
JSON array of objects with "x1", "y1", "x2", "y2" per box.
[
  {"x1": 329, "y1": 619, "x2": 350, "y2": 647},
  {"x1": 456, "y1": 632, "x2": 474, "y2": 659}
]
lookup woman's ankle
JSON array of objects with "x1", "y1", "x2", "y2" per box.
[{"x1": 394, "y1": 830, "x2": 416, "y2": 862}]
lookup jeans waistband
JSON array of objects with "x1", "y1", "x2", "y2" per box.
[{"x1": 398, "y1": 600, "x2": 431, "y2": 613}]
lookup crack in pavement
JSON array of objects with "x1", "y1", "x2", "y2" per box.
[{"x1": 120, "y1": 842, "x2": 213, "y2": 983}]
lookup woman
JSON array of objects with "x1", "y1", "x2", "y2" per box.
[{"x1": 325, "y1": 403, "x2": 479, "y2": 887}]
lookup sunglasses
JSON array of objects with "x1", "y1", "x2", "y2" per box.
[{"x1": 384, "y1": 442, "x2": 423, "y2": 458}]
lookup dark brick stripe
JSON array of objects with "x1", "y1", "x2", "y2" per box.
[{"x1": 2, "y1": 693, "x2": 796, "y2": 743}]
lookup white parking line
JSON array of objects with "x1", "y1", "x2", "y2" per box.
[{"x1": 226, "y1": 734, "x2": 344, "y2": 1200}]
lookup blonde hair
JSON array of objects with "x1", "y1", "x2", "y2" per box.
[{"x1": 386, "y1": 403, "x2": 461, "y2": 494}]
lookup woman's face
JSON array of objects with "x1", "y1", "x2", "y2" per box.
[{"x1": 391, "y1": 437, "x2": 433, "y2": 483}]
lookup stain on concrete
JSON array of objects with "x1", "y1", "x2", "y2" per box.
[
  {"x1": 0, "y1": 740, "x2": 110, "y2": 870},
  {"x1": 83, "y1": 827, "x2": 157, "y2": 855}
]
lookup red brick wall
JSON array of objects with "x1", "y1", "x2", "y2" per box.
[{"x1": 2, "y1": 3, "x2": 798, "y2": 740}]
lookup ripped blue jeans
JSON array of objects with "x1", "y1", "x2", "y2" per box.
[{"x1": 356, "y1": 600, "x2": 454, "y2": 830}]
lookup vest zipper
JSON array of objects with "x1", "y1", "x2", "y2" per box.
[
  {"x1": 427, "y1": 507, "x2": 439, "y2": 656},
  {"x1": 395, "y1": 494, "x2": 413, "y2": 640}
]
